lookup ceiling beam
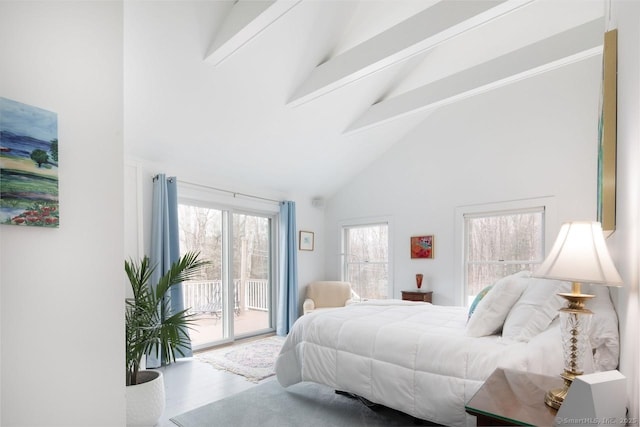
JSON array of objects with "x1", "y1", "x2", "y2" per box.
[
  {"x1": 205, "y1": 0, "x2": 301, "y2": 66},
  {"x1": 287, "y1": 0, "x2": 536, "y2": 106},
  {"x1": 344, "y1": 19, "x2": 605, "y2": 134}
]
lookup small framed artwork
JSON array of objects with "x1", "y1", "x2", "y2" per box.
[
  {"x1": 411, "y1": 235, "x2": 434, "y2": 259},
  {"x1": 299, "y1": 230, "x2": 314, "y2": 251}
]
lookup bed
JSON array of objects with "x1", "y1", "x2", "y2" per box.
[{"x1": 275, "y1": 272, "x2": 620, "y2": 427}]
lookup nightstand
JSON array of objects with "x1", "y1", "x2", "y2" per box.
[
  {"x1": 465, "y1": 368, "x2": 562, "y2": 426},
  {"x1": 401, "y1": 290, "x2": 432, "y2": 303}
]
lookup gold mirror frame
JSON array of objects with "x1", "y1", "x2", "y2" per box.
[{"x1": 597, "y1": 29, "x2": 617, "y2": 237}]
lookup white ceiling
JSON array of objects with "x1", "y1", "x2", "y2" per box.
[{"x1": 124, "y1": 0, "x2": 606, "y2": 199}]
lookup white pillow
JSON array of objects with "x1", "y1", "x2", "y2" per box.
[
  {"x1": 466, "y1": 271, "x2": 530, "y2": 337},
  {"x1": 582, "y1": 283, "x2": 620, "y2": 371},
  {"x1": 502, "y1": 277, "x2": 571, "y2": 342}
]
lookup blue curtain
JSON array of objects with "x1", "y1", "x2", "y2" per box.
[
  {"x1": 147, "y1": 174, "x2": 192, "y2": 368},
  {"x1": 276, "y1": 201, "x2": 299, "y2": 336}
]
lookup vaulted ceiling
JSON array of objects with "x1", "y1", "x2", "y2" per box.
[{"x1": 124, "y1": 0, "x2": 606, "y2": 198}]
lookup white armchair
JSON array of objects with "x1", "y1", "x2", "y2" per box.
[{"x1": 303, "y1": 281, "x2": 353, "y2": 315}]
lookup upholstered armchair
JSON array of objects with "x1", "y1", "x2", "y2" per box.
[{"x1": 303, "y1": 281, "x2": 353, "y2": 315}]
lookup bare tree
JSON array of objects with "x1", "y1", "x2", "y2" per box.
[
  {"x1": 466, "y1": 212, "x2": 543, "y2": 296},
  {"x1": 345, "y1": 224, "x2": 389, "y2": 299}
]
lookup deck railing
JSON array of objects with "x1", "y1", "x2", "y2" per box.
[
  {"x1": 183, "y1": 279, "x2": 269, "y2": 315},
  {"x1": 245, "y1": 279, "x2": 269, "y2": 311}
]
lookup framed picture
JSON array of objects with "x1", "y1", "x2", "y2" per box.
[
  {"x1": 411, "y1": 235, "x2": 434, "y2": 259},
  {"x1": 299, "y1": 230, "x2": 314, "y2": 251}
]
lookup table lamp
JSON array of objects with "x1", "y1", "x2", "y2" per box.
[{"x1": 532, "y1": 221, "x2": 623, "y2": 409}]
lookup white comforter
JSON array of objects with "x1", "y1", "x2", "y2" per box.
[{"x1": 275, "y1": 300, "x2": 564, "y2": 427}]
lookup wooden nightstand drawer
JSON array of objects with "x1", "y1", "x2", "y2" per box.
[{"x1": 401, "y1": 290, "x2": 433, "y2": 303}]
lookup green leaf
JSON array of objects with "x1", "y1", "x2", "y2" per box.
[{"x1": 125, "y1": 251, "x2": 210, "y2": 386}]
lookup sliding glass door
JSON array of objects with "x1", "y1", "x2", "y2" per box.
[
  {"x1": 178, "y1": 203, "x2": 274, "y2": 349},
  {"x1": 231, "y1": 212, "x2": 272, "y2": 337}
]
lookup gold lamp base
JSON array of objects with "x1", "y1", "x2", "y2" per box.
[
  {"x1": 544, "y1": 371, "x2": 578, "y2": 409},
  {"x1": 545, "y1": 388, "x2": 567, "y2": 410},
  {"x1": 544, "y1": 282, "x2": 594, "y2": 410}
]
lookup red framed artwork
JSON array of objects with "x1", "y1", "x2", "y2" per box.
[{"x1": 411, "y1": 235, "x2": 434, "y2": 259}]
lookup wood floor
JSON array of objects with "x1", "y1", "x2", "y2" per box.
[{"x1": 156, "y1": 354, "x2": 264, "y2": 426}]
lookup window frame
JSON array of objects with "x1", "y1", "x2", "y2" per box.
[
  {"x1": 177, "y1": 182, "x2": 279, "y2": 346},
  {"x1": 454, "y1": 197, "x2": 557, "y2": 306},
  {"x1": 340, "y1": 216, "x2": 393, "y2": 300}
]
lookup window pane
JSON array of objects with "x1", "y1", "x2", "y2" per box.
[
  {"x1": 465, "y1": 210, "x2": 544, "y2": 304},
  {"x1": 232, "y1": 213, "x2": 271, "y2": 334},
  {"x1": 467, "y1": 213, "x2": 543, "y2": 262},
  {"x1": 178, "y1": 205, "x2": 222, "y2": 281},
  {"x1": 178, "y1": 204, "x2": 223, "y2": 347},
  {"x1": 344, "y1": 223, "x2": 388, "y2": 300},
  {"x1": 346, "y1": 225, "x2": 388, "y2": 262},
  {"x1": 232, "y1": 213, "x2": 270, "y2": 284},
  {"x1": 347, "y1": 263, "x2": 389, "y2": 299}
]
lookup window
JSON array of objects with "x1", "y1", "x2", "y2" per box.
[
  {"x1": 342, "y1": 222, "x2": 389, "y2": 299},
  {"x1": 464, "y1": 208, "x2": 545, "y2": 305},
  {"x1": 178, "y1": 201, "x2": 275, "y2": 349}
]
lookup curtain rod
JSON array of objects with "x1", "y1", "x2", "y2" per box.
[{"x1": 170, "y1": 178, "x2": 281, "y2": 205}]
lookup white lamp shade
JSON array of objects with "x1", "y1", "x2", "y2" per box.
[{"x1": 533, "y1": 221, "x2": 623, "y2": 286}]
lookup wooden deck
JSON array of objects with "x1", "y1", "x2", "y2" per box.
[{"x1": 189, "y1": 308, "x2": 271, "y2": 349}]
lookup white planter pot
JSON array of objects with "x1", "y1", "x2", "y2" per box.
[{"x1": 126, "y1": 370, "x2": 165, "y2": 427}]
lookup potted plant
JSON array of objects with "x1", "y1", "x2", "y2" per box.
[{"x1": 125, "y1": 251, "x2": 209, "y2": 426}]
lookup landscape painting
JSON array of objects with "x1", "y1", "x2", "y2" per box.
[{"x1": 0, "y1": 97, "x2": 59, "y2": 227}]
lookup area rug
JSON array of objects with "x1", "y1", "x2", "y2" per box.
[
  {"x1": 196, "y1": 335, "x2": 285, "y2": 382},
  {"x1": 170, "y1": 380, "x2": 436, "y2": 427}
]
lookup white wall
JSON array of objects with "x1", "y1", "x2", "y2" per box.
[
  {"x1": 608, "y1": 0, "x2": 640, "y2": 418},
  {"x1": 294, "y1": 196, "x2": 326, "y2": 290},
  {"x1": 326, "y1": 56, "x2": 601, "y2": 306},
  {"x1": 0, "y1": 2, "x2": 125, "y2": 426}
]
